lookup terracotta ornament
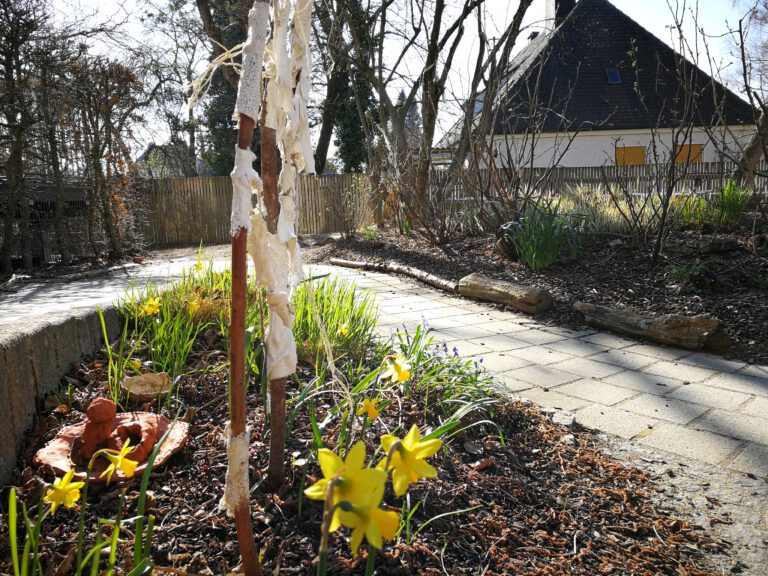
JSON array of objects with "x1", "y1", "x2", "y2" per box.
[{"x1": 34, "y1": 398, "x2": 188, "y2": 483}]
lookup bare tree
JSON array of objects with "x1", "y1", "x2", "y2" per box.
[
  {"x1": 336, "y1": 0, "x2": 536, "y2": 244},
  {"x1": 0, "y1": 0, "x2": 44, "y2": 273}
]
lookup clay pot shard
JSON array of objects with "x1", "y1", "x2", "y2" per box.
[{"x1": 121, "y1": 372, "x2": 172, "y2": 402}]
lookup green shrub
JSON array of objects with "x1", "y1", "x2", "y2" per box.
[
  {"x1": 503, "y1": 203, "x2": 582, "y2": 271},
  {"x1": 361, "y1": 226, "x2": 380, "y2": 241},
  {"x1": 671, "y1": 180, "x2": 750, "y2": 230},
  {"x1": 715, "y1": 179, "x2": 750, "y2": 226},
  {"x1": 670, "y1": 194, "x2": 714, "y2": 228}
]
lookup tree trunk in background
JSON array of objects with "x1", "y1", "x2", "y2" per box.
[
  {"x1": 733, "y1": 105, "x2": 768, "y2": 189},
  {"x1": 19, "y1": 185, "x2": 32, "y2": 270},
  {"x1": 314, "y1": 65, "x2": 346, "y2": 174},
  {"x1": 188, "y1": 105, "x2": 198, "y2": 176},
  {"x1": 0, "y1": 134, "x2": 23, "y2": 274},
  {"x1": 40, "y1": 71, "x2": 72, "y2": 264}
]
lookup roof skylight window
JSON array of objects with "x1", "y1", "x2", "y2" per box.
[{"x1": 606, "y1": 68, "x2": 622, "y2": 84}]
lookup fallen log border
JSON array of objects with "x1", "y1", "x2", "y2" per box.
[
  {"x1": 574, "y1": 301, "x2": 729, "y2": 352},
  {"x1": 328, "y1": 258, "x2": 459, "y2": 293}
]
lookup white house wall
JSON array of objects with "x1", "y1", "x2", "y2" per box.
[{"x1": 489, "y1": 126, "x2": 756, "y2": 168}]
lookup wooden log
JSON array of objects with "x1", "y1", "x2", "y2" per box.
[
  {"x1": 698, "y1": 236, "x2": 739, "y2": 254},
  {"x1": 573, "y1": 302, "x2": 729, "y2": 351},
  {"x1": 457, "y1": 273, "x2": 552, "y2": 315},
  {"x1": 328, "y1": 257, "x2": 458, "y2": 293}
]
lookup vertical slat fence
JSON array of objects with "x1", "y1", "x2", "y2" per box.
[{"x1": 146, "y1": 173, "x2": 372, "y2": 247}]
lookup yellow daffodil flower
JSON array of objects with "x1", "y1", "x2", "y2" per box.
[
  {"x1": 337, "y1": 323, "x2": 349, "y2": 336},
  {"x1": 43, "y1": 469, "x2": 84, "y2": 514},
  {"x1": 141, "y1": 297, "x2": 161, "y2": 316},
  {"x1": 194, "y1": 260, "x2": 204, "y2": 273},
  {"x1": 100, "y1": 439, "x2": 139, "y2": 484},
  {"x1": 304, "y1": 441, "x2": 386, "y2": 533},
  {"x1": 379, "y1": 424, "x2": 442, "y2": 496},
  {"x1": 356, "y1": 398, "x2": 381, "y2": 420},
  {"x1": 381, "y1": 354, "x2": 411, "y2": 384},
  {"x1": 337, "y1": 474, "x2": 399, "y2": 557}
]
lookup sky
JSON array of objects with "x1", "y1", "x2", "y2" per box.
[{"x1": 52, "y1": 0, "x2": 750, "y2": 150}]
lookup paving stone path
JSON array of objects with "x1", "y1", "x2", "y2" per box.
[
  {"x1": 2, "y1": 252, "x2": 766, "y2": 478},
  {"x1": 313, "y1": 264, "x2": 768, "y2": 480}
]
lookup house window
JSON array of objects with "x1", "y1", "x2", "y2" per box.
[
  {"x1": 615, "y1": 146, "x2": 646, "y2": 166},
  {"x1": 606, "y1": 68, "x2": 621, "y2": 84},
  {"x1": 675, "y1": 144, "x2": 703, "y2": 164}
]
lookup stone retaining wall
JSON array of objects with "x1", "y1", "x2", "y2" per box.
[{"x1": 0, "y1": 307, "x2": 120, "y2": 487}]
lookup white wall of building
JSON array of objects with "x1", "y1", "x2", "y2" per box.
[{"x1": 489, "y1": 126, "x2": 755, "y2": 168}]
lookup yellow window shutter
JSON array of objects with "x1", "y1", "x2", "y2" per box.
[
  {"x1": 675, "y1": 144, "x2": 703, "y2": 164},
  {"x1": 615, "y1": 146, "x2": 646, "y2": 166}
]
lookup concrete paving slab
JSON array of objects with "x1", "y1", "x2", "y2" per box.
[
  {"x1": 557, "y1": 379, "x2": 640, "y2": 405},
  {"x1": 728, "y1": 443, "x2": 768, "y2": 478},
  {"x1": 575, "y1": 404, "x2": 660, "y2": 439},
  {"x1": 621, "y1": 343, "x2": 691, "y2": 361},
  {"x1": 438, "y1": 324, "x2": 499, "y2": 340},
  {"x1": 539, "y1": 326, "x2": 598, "y2": 339},
  {"x1": 678, "y1": 353, "x2": 747, "y2": 374},
  {"x1": 669, "y1": 383, "x2": 752, "y2": 411},
  {"x1": 741, "y1": 364, "x2": 768, "y2": 380},
  {"x1": 740, "y1": 396, "x2": 768, "y2": 419},
  {"x1": 550, "y1": 357, "x2": 625, "y2": 379},
  {"x1": 695, "y1": 410, "x2": 768, "y2": 445},
  {"x1": 579, "y1": 332, "x2": 636, "y2": 349},
  {"x1": 706, "y1": 372, "x2": 768, "y2": 397},
  {"x1": 505, "y1": 345, "x2": 575, "y2": 365},
  {"x1": 637, "y1": 424, "x2": 741, "y2": 465},
  {"x1": 440, "y1": 339, "x2": 489, "y2": 357},
  {"x1": 587, "y1": 348, "x2": 657, "y2": 370},
  {"x1": 513, "y1": 329, "x2": 569, "y2": 346},
  {"x1": 469, "y1": 334, "x2": 530, "y2": 352},
  {"x1": 520, "y1": 387, "x2": 592, "y2": 412},
  {"x1": 477, "y1": 321, "x2": 534, "y2": 335},
  {"x1": 641, "y1": 360, "x2": 717, "y2": 383},
  {"x1": 543, "y1": 338, "x2": 610, "y2": 357},
  {"x1": 603, "y1": 371, "x2": 685, "y2": 395},
  {"x1": 495, "y1": 374, "x2": 536, "y2": 393},
  {"x1": 478, "y1": 352, "x2": 533, "y2": 373},
  {"x1": 424, "y1": 316, "x2": 468, "y2": 330},
  {"x1": 505, "y1": 365, "x2": 581, "y2": 388},
  {"x1": 620, "y1": 394, "x2": 710, "y2": 424}
]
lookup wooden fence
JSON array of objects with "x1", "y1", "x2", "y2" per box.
[
  {"x1": 144, "y1": 173, "x2": 371, "y2": 247},
  {"x1": 144, "y1": 162, "x2": 765, "y2": 247},
  {"x1": 474, "y1": 162, "x2": 768, "y2": 197}
]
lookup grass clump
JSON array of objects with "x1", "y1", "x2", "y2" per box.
[
  {"x1": 501, "y1": 202, "x2": 582, "y2": 271},
  {"x1": 293, "y1": 275, "x2": 378, "y2": 364}
]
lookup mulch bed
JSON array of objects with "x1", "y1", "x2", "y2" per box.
[
  {"x1": 1, "y1": 330, "x2": 737, "y2": 575},
  {"x1": 306, "y1": 226, "x2": 768, "y2": 364}
]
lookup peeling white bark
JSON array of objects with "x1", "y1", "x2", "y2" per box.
[
  {"x1": 230, "y1": 147, "x2": 260, "y2": 236},
  {"x1": 246, "y1": 0, "x2": 315, "y2": 382},
  {"x1": 218, "y1": 422, "x2": 250, "y2": 517},
  {"x1": 234, "y1": 2, "x2": 270, "y2": 122}
]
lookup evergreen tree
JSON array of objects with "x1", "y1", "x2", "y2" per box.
[
  {"x1": 396, "y1": 89, "x2": 422, "y2": 149},
  {"x1": 333, "y1": 68, "x2": 377, "y2": 172}
]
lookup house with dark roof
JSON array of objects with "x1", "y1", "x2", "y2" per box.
[{"x1": 446, "y1": 0, "x2": 755, "y2": 168}]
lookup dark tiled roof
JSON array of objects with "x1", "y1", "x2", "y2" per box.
[{"x1": 493, "y1": 0, "x2": 754, "y2": 134}]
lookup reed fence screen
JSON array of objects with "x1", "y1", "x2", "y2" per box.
[{"x1": 144, "y1": 173, "x2": 371, "y2": 247}]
